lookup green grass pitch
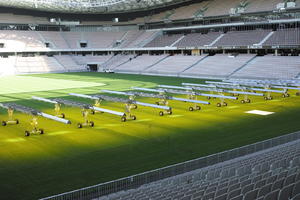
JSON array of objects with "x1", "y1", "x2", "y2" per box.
[{"x1": 0, "y1": 72, "x2": 299, "y2": 200}]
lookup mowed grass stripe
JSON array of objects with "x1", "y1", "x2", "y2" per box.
[{"x1": 0, "y1": 76, "x2": 105, "y2": 95}]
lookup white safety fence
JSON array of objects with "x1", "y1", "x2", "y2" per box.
[{"x1": 40, "y1": 130, "x2": 300, "y2": 200}]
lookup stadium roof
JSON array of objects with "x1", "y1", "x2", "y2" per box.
[{"x1": 0, "y1": 0, "x2": 190, "y2": 14}]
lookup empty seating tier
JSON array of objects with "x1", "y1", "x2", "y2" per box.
[
  {"x1": 214, "y1": 30, "x2": 271, "y2": 46},
  {"x1": 144, "y1": 34, "x2": 183, "y2": 47},
  {"x1": 53, "y1": 55, "x2": 84, "y2": 72},
  {"x1": 0, "y1": 29, "x2": 298, "y2": 51},
  {"x1": 244, "y1": 0, "x2": 283, "y2": 13},
  {"x1": 98, "y1": 139, "x2": 300, "y2": 200},
  {"x1": 182, "y1": 54, "x2": 256, "y2": 77},
  {"x1": 176, "y1": 32, "x2": 222, "y2": 47},
  {"x1": 114, "y1": 55, "x2": 168, "y2": 72},
  {"x1": 72, "y1": 55, "x2": 113, "y2": 65},
  {"x1": 264, "y1": 28, "x2": 300, "y2": 46},
  {"x1": 232, "y1": 55, "x2": 300, "y2": 79},
  {"x1": 145, "y1": 55, "x2": 205, "y2": 75}
]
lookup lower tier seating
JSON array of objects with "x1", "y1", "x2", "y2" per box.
[{"x1": 98, "y1": 139, "x2": 300, "y2": 200}]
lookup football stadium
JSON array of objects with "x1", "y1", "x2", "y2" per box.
[{"x1": 0, "y1": 0, "x2": 300, "y2": 199}]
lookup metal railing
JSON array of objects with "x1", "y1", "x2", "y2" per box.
[{"x1": 41, "y1": 130, "x2": 300, "y2": 200}]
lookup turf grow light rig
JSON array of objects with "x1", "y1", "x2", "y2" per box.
[
  {"x1": 52, "y1": 98, "x2": 97, "y2": 128},
  {"x1": 181, "y1": 83, "x2": 264, "y2": 105},
  {"x1": 69, "y1": 93, "x2": 136, "y2": 121},
  {"x1": 132, "y1": 87, "x2": 210, "y2": 111},
  {"x1": 158, "y1": 85, "x2": 238, "y2": 108},
  {"x1": 32, "y1": 96, "x2": 66, "y2": 118},
  {"x1": 224, "y1": 79, "x2": 300, "y2": 96},
  {"x1": 52, "y1": 98, "x2": 124, "y2": 128},
  {"x1": 206, "y1": 81, "x2": 287, "y2": 100},
  {"x1": 0, "y1": 103, "x2": 71, "y2": 136},
  {"x1": 100, "y1": 90, "x2": 172, "y2": 116},
  {"x1": 33, "y1": 96, "x2": 96, "y2": 128},
  {"x1": 126, "y1": 90, "x2": 174, "y2": 115}
]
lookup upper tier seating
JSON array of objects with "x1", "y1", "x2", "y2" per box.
[
  {"x1": 168, "y1": 1, "x2": 209, "y2": 20},
  {"x1": 62, "y1": 31, "x2": 125, "y2": 49},
  {"x1": 144, "y1": 34, "x2": 183, "y2": 47},
  {"x1": 244, "y1": 0, "x2": 283, "y2": 13},
  {"x1": 0, "y1": 0, "x2": 292, "y2": 25},
  {"x1": 0, "y1": 29, "x2": 298, "y2": 51},
  {"x1": 38, "y1": 31, "x2": 70, "y2": 49},
  {"x1": 232, "y1": 55, "x2": 300, "y2": 79},
  {"x1": 149, "y1": 11, "x2": 170, "y2": 22},
  {"x1": 175, "y1": 32, "x2": 222, "y2": 47},
  {"x1": 0, "y1": 30, "x2": 126, "y2": 50},
  {"x1": 119, "y1": 30, "x2": 158, "y2": 48},
  {"x1": 98, "y1": 139, "x2": 300, "y2": 200},
  {"x1": 214, "y1": 30, "x2": 271, "y2": 46},
  {"x1": 0, "y1": 13, "x2": 50, "y2": 24},
  {"x1": 264, "y1": 28, "x2": 300, "y2": 46},
  {"x1": 182, "y1": 54, "x2": 256, "y2": 77},
  {"x1": 0, "y1": 30, "x2": 45, "y2": 51},
  {"x1": 204, "y1": 0, "x2": 241, "y2": 17},
  {"x1": 143, "y1": 0, "x2": 287, "y2": 22}
]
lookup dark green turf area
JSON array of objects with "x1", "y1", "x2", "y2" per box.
[{"x1": 0, "y1": 72, "x2": 299, "y2": 200}]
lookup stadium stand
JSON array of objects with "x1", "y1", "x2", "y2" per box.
[
  {"x1": 106, "y1": 53, "x2": 300, "y2": 80},
  {"x1": 118, "y1": 30, "x2": 143, "y2": 48},
  {"x1": 144, "y1": 55, "x2": 205, "y2": 75},
  {"x1": 145, "y1": 0, "x2": 288, "y2": 22},
  {"x1": 204, "y1": 0, "x2": 241, "y2": 17},
  {"x1": 263, "y1": 28, "x2": 300, "y2": 46},
  {"x1": 144, "y1": 55, "x2": 203, "y2": 75},
  {"x1": 118, "y1": 30, "x2": 159, "y2": 48},
  {"x1": 103, "y1": 54, "x2": 136, "y2": 71},
  {"x1": 13, "y1": 56, "x2": 65, "y2": 74},
  {"x1": 38, "y1": 31, "x2": 70, "y2": 49},
  {"x1": 0, "y1": 13, "x2": 50, "y2": 24},
  {"x1": 214, "y1": 30, "x2": 271, "y2": 47},
  {"x1": 62, "y1": 31, "x2": 126, "y2": 49},
  {"x1": 0, "y1": 0, "x2": 295, "y2": 26},
  {"x1": 2, "y1": 53, "x2": 299, "y2": 78},
  {"x1": 0, "y1": 30, "x2": 45, "y2": 51},
  {"x1": 144, "y1": 34, "x2": 184, "y2": 47},
  {"x1": 232, "y1": 55, "x2": 300, "y2": 79},
  {"x1": 0, "y1": 30, "x2": 161, "y2": 50},
  {"x1": 0, "y1": 28, "x2": 298, "y2": 52},
  {"x1": 86, "y1": 31, "x2": 126, "y2": 48},
  {"x1": 175, "y1": 32, "x2": 222, "y2": 47},
  {"x1": 181, "y1": 54, "x2": 257, "y2": 78},
  {"x1": 0, "y1": 56, "x2": 16, "y2": 76},
  {"x1": 169, "y1": 1, "x2": 210, "y2": 20},
  {"x1": 244, "y1": 0, "x2": 283, "y2": 13},
  {"x1": 114, "y1": 54, "x2": 168, "y2": 73},
  {"x1": 72, "y1": 55, "x2": 113, "y2": 66},
  {"x1": 97, "y1": 139, "x2": 300, "y2": 200},
  {"x1": 53, "y1": 55, "x2": 84, "y2": 71},
  {"x1": 149, "y1": 11, "x2": 171, "y2": 22}
]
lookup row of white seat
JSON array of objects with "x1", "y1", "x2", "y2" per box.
[{"x1": 97, "y1": 139, "x2": 300, "y2": 200}]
